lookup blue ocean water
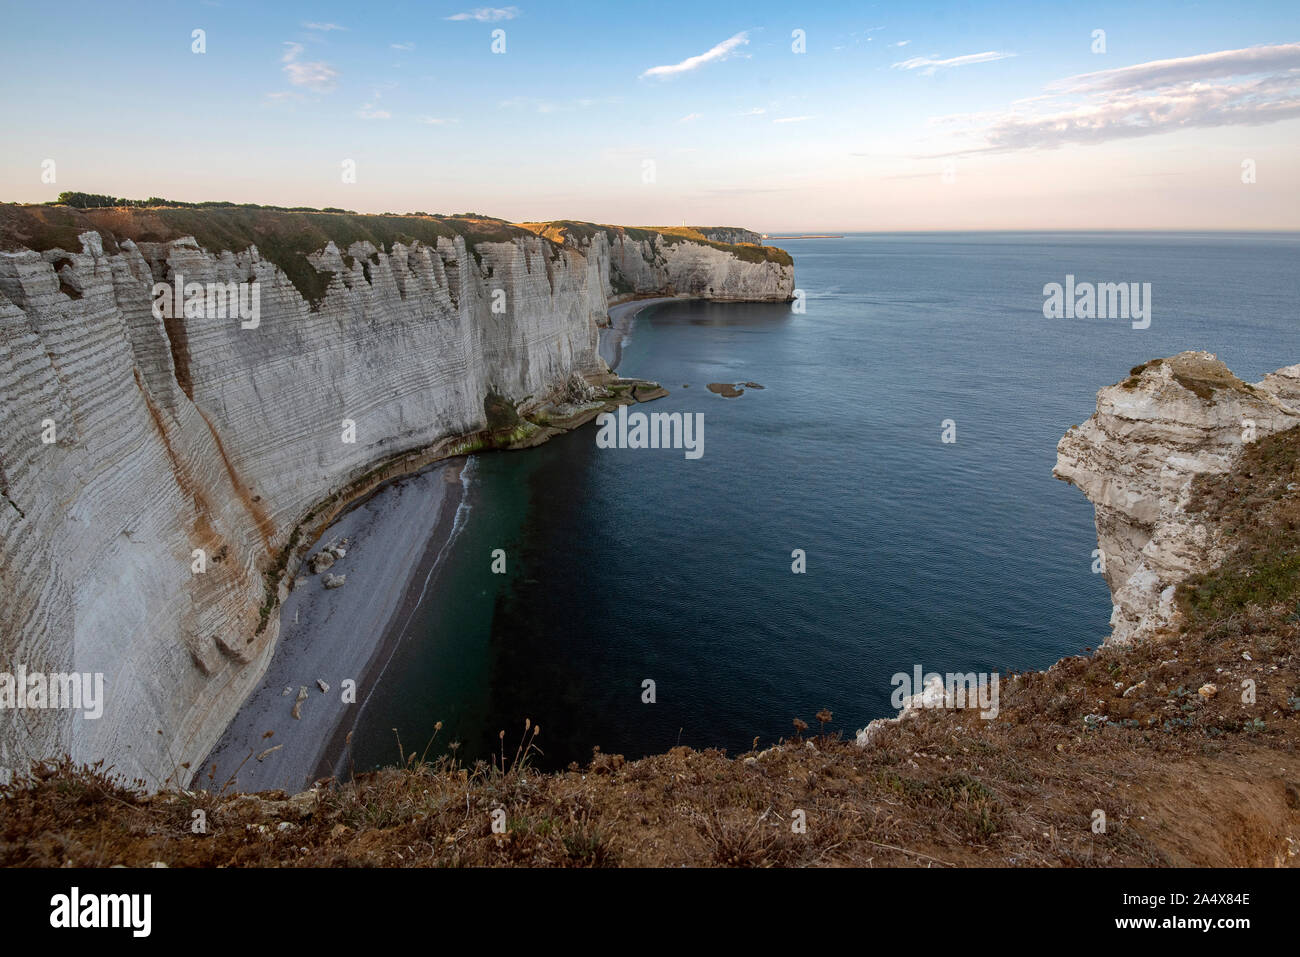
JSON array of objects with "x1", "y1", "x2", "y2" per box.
[{"x1": 345, "y1": 232, "x2": 1300, "y2": 772}]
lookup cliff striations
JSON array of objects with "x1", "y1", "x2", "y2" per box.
[{"x1": 0, "y1": 205, "x2": 793, "y2": 786}]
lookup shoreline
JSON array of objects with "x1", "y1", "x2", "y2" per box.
[
  {"x1": 600, "y1": 296, "x2": 678, "y2": 371},
  {"x1": 199, "y1": 459, "x2": 471, "y2": 793},
  {"x1": 315, "y1": 459, "x2": 475, "y2": 783},
  {"x1": 203, "y1": 297, "x2": 675, "y2": 792}
]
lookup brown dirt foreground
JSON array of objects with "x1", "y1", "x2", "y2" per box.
[{"x1": 2, "y1": 432, "x2": 1299, "y2": 868}]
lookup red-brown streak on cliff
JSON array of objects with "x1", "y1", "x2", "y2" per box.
[{"x1": 192, "y1": 406, "x2": 275, "y2": 550}]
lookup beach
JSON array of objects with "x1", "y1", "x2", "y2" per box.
[
  {"x1": 202, "y1": 297, "x2": 674, "y2": 792},
  {"x1": 199, "y1": 459, "x2": 472, "y2": 793},
  {"x1": 601, "y1": 296, "x2": 678, "y2": 371}
]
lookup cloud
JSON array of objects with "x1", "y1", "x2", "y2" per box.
[
  {"x1": 303, "y1": 22, "x2": 345, "y2": 31},
  {"x1": 737, "y1": 107, "x2": 766, "y2": 116},
  {"x1": 282, "y1": 42, "x2": 338, "y2": 92},
  {"x1": 641, "y1": 31, "x2": 749, "y2": 79},
  {"x1": 894, "y1": 40, "x2": 910, "y2": 48},
  {"x1": 391, "y1": 42, "x2": 415, "y2": 51},
  {"x1": 934, "y1": 43, "x2": 1300, "y2": 153},
  {"x1": 418, "y1": 116, "x2": 460, "y2": 125},
  {"x1": 1051, "y1": 42, "x2": 1300, "y2": 93},
  {"x1": 678, "y1": 112, "x2": 703, "y2": 123},
  {"x1": 773, "y1": 115, "x2": 814, "y2": 123},
  {"x1": 892, "y1": 51, "x2": 1015, "y2": 75},
  {"x1": 446, "y1": 6, "x2": 519, "y2": 20},
  {"x1": 356, "y1": 104, "x2": 391, "y2": 120}
]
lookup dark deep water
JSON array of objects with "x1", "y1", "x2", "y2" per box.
[{"x1": 344, "y1": 232, "x2": 1300, "y2": 772}]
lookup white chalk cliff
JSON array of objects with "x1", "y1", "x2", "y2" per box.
[
  {"x1": 0, "y1": 208, "x2": 793, "y2": 785},
  {"x1": 1055, "y1": 351, "x2": 1300, "y2": 646}
]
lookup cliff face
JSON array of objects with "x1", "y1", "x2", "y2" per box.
[
  {"x1": 519, "y1": 222, "x2": 793, "y2": 302},
  {"x1": 600, "y1": 230, "x2": 791, "y2": 301},
  {"x1": 0, "y1": 206, "x2": 793, "y2": 785},
  {"x1": 1055, "y1": 352, "x2": 1300, "y2": 645}
]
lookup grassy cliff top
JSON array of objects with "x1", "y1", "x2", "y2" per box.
[
  {"x1": 0, "y1": 203, "x2": 539, "y2": 304},
  {"x1": 517, "y1": 220, "x2": 794, "y2": 268},
  {"x1": 0, "y1": 203, "x2": 792, "y2": 303}
]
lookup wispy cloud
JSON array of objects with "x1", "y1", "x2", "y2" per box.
[
  {"x1": 356, "y1": 103, "x2": 391, "y2": 120},
  {"x1": 678, "y1": 112, "x2": 703, "y2": 123},
  {"x1": 303, "y1": 21, "x2": 345, "y2": 31},
  {"x1": 1051, "y1": 41, "x2": 1300, "y2": 92},
  {"x1": 933, "y1": 43, "x2": 1300, "y2": 153},
  {"x1": 773, "y1": 115, "x2": 815, "y2": 124},
  {"x1": 391, "y1": 42, "x2": 415, "y2": 51},
  {"x1": 281, "y1": 42, "x2": 338, "y2": 92},
  {"x1": 446, "y1": 6, "x2": 519, "y2": 21},
  {"x1": 892, "y1": 50, "x2": 1015, "y2": 76},
  {"x1": 893, "y1": 40, "x2": 910, "y2": 48},
  {"x1": 641, "y1": 31, "x2": 749, "y2": 79},
  {"x1": 737, "y1": 107, "x2": 766, "y2": 116},
  {"x1": 417, "y1": 116, "x2": 460, "y2": 125}
]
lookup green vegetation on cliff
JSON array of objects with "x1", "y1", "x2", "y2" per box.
[
  {"x1": 0, "y1": 201, "x2": 791, "y2": 309},
  {"x1": 519, "y1": 220, "x2": 794, "y2": 268},
  {"x1": 0, "y1": 202, "x2": 532, "y2": 306}
]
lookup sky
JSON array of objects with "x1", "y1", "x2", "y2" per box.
[{"x1": 1, "y1": 0, "x2": 1298, "y2": 230}]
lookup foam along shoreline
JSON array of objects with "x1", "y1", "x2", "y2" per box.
[
  {"x1": 601, "y1": 296, "x2": 679, "y2": 371},
  {"x1": 199, "y1": 459, "x2": 471, "y2": 793}
]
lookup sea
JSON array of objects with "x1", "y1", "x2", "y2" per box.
[{"x1": 338, "y1": 232, "x2": 1300, "y2": 772}]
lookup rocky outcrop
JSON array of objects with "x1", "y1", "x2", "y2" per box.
[
  {"x1": 600, "y1": 230, "x2": 791, "y2": 302},
  {"x1": 1054, "y1": 352, "x2": 1300, "y2": 645},
  {"x1": 0, "y1": 205, "x2": 793, "y2": 785}
]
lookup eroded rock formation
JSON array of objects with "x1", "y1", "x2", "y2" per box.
[{"x1": 1055, "y1": 351, "x2": 1300, "y2": 645}]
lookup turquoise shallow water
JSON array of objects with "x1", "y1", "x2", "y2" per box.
[{"x1": 343, "y1": 232, "x2": 1300, "y2": 772}]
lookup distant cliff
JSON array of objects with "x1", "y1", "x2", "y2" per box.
[{"x1": 0, "y1": 204, "x2": 794, "y2": 785}]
